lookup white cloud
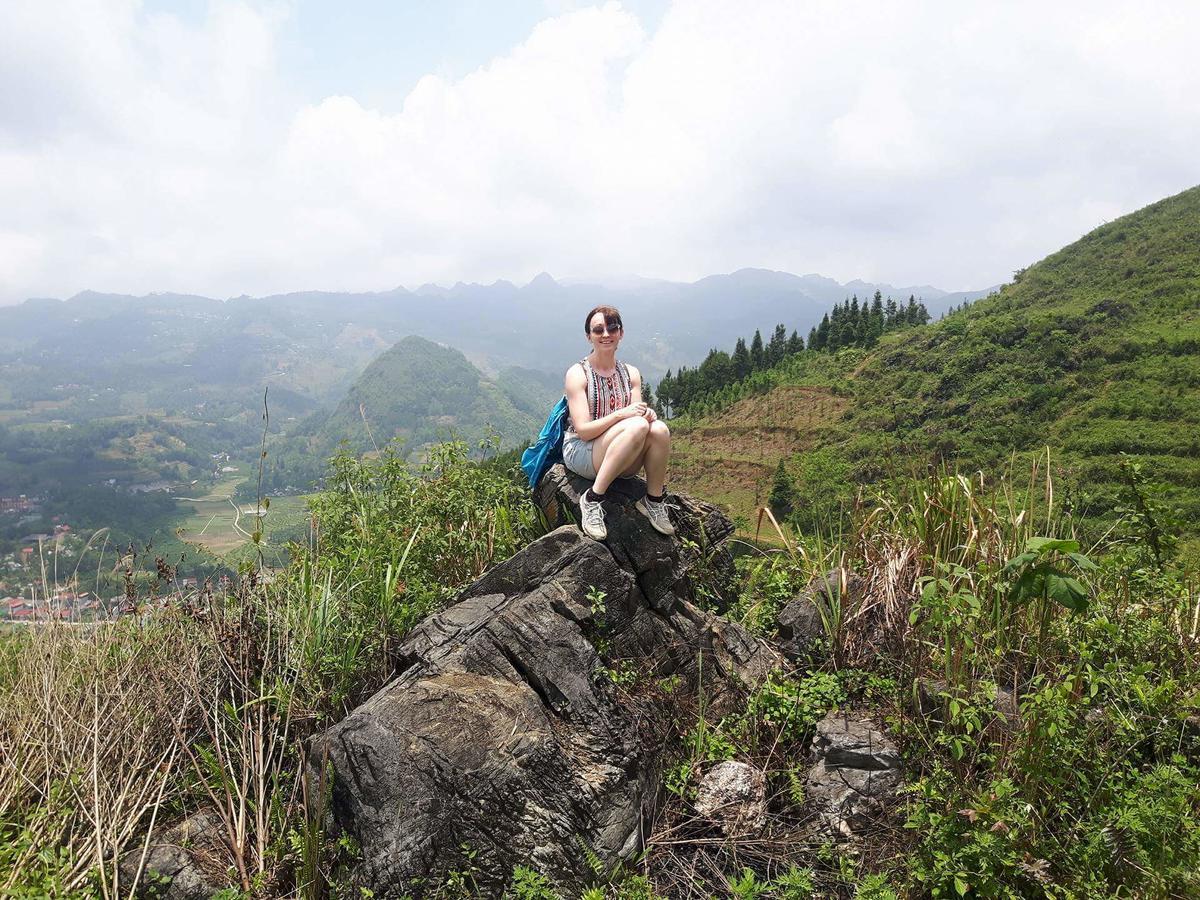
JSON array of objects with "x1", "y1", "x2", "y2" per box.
[{"x1": 1, "y1": 0, "x2": 1198, "y2": 304}]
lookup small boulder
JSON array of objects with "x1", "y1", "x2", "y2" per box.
[
  {"x1": 805, "y1": 711, "x2": 903, "y2": 840},
  {"x1": 119, "y1": 808, "x2": 227, "y2": 899},
  {"x1": 776, "y1": 595, "x2": 824, "y2": 661},
  {"x1": 694, "y1": 761, "x2": 767, "y2": 834}
]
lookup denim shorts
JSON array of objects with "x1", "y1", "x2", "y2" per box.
[{"x1": 562, "y1": 430, "x2": 597, "y2": 479}]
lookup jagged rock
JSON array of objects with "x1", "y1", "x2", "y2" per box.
[
  {"x1": 776, "y1": 570, "x2": 867, "y2": 662},
  {"x1": 118, "y1": 809, "x2": 227, "y2": 899},
  {"x1": 776, "y1": 594, "x2": 825, "y2": 661},
  {"x1": 313, "y1": 483, "x2": 781, "y2": 896},
  {"x1": 805, "y1": 711, "x2": 903, "y2": 840},
  {"x1": 809, "y1": 570, "x2": 868, "y2": 609},
  {"x1": 535, "y1": 464, "x2": 739, "y2": 611},
  {"x1": 694, "y1": 761, "x2": 767, "y2": 834}
]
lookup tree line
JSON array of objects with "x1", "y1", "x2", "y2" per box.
[{"x1": 653, "y1": 291, "x2": 930, "y2": 418}]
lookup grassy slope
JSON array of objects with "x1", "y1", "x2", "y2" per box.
[{"x1": 672, "y1": 185, "x2": 1200, "y2": 536}]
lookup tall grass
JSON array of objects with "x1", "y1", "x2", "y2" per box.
[{"x1": 0, "y1": 440, "x2": 542, "y2": 895}]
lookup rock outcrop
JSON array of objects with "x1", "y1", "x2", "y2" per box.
[
  {"x1": 313, "y1": 468, "x2": 780, "y2": 895},
  {"x1": 805, "y1": 711, "x2": 904, "y2": 840},
  {"x1": 776, "y1": 570, "x2": 868, "y2": 662}
]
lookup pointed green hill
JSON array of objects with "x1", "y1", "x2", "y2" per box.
[
  {"x1": 673, "y1": 185, "x2": 1200, "y2": 536},
  {"x1": 302, "y1": 335, "x2": 557, "y2": 459}
]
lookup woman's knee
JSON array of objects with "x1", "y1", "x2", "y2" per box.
[
  {"x1": 649, "y1": 420, "x2": 670, "y2": 442},
  {"x1": 620, "y1": 416, "x2": 651, "y2": 441}
]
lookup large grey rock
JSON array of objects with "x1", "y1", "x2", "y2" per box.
[
  {"x1": 314, "y1": 485, "x2": 781, "y2": 895},
  {"x1": 694, "y1": 761, "x2": 767, "y2": 834},
  {"x1": 805, "y1": 711, "x2": 903, "y2": 840}
]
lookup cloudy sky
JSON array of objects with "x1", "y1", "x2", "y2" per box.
[{"x1": 1, "y1": 0, "x2": 1198, "y2": 305}]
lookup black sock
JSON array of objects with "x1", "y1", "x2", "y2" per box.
[
  {"x1": 646, "y1": 491, "x2": 664, "y2": 502},
  {"x1": 586, "y1": 487, "x2": 606, "y2": 503}
]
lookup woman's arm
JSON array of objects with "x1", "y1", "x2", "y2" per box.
[
  {"x1": 565, "y1": 364, "x2": 644, "y2": 441},
  {"x1": 626, "y1": 364, "x2": 657, "y2": 422}
]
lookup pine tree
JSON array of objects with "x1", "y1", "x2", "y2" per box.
[
  {"x1": 787, "y1": 329, "x2": 804, "y2": 355},
  {"x1": 767, "y1": 323, "x2": 787, "y2": 366},
  {"x1": 732, "y1": 337, "x2": 751, "y2": 380},
  {"x1": 641, "y1": 380, "x2": 657, "y2": 416},
  {"x1": 750, "y1": 329, "x2": 765, "y2": 370},
  {"x1": 808, "y1": 326, "x2": 818, "y2": 350},
  {"x1": 868, "y1": 291, "x2": 885, "y2": 344},
  {"x1": 815, "y1": 313, "x2": 830, "y2": 350},
  {"x1": 658, "y1": 369, "x2": 674, "y2": 417},
  {"x1": 769, "y1": 459, "x2": 794, "y2": 520},
  {"x1": 828, "y1": 303, "x2": 843, "y2": 350},
  {"x1": 849, "y1": 295, "x2": 861, "y2": 345},
  {"x1": 886, "y1": 295, "x2": 897, "y2": 326}
]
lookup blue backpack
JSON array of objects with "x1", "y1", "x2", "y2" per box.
[{"x1": 520, "y1": 396, "x2": 570, "y2": 488}]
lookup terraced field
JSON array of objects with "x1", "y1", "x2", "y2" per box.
[
  {"x1": 671, "y1": 385, "x2": 847, "y2": 535},
  {"x1": 174, "y1": 474, "x2": 312, "y2": 564}
]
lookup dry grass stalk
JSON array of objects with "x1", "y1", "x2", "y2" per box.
[{"x1": 0, "y1": 615, "x2": 199, "y2": 896}]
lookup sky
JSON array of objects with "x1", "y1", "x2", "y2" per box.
[{"x1": 1, "y1": 0, "x2": 1198, "y2": 305}]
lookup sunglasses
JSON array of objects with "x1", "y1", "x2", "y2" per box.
[{"x1": 590, "y1": 322, "x2": 622, "y2": 336}]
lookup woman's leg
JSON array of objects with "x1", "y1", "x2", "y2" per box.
[
  {"x1": 590, "y1": 416, "x2": 650, "y2": 493},
  {"x1": 641, "y1": 420, "x2": 670, "y2": 495}
]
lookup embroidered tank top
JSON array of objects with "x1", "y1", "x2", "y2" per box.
[{"x1": 569, "y1": 358, "x2": 633, "y2": 434}]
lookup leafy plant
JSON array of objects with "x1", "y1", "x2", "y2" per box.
[
  {"x1": 749, "y1": 671, "x2": 846, "y2": 743},
  {"x1": 507, "y1": 865, "x2": 559, "y2": 899},
  {"x1": 1003, "y1": 537, "x2": 1096, "y2": 614},
  {"x1": 729, "y1": 867, "x2": 769, "y2": 899}
]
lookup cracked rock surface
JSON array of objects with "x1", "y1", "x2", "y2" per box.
[
  {"x1": 805, "y1": 711, "x2": 904, "y2": 840},
  {"x1": 314, "y1": 471, "x2": 780, "y2": 895}
]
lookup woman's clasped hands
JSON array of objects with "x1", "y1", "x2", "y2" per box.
[{"x1": 620, "y1": 401, "x2": 655, "y2": 422}]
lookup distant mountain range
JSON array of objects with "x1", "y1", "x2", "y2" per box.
[{"x1": 0, "y1": 269, "x2": 996, "y2": 429}]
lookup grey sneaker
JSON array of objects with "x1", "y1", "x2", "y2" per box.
[
  {"x1": 579, "y1": 491, "x2": 607, "y2": 540},
  {"x1": 636, "y1": 494, "x2": 675, "y2": 536}
]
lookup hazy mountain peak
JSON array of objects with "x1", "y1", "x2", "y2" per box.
[{"x1": 525, "y1": 272, "x2": 558, "y2": 289}]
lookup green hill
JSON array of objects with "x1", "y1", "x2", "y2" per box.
[
  {"x1": 299, "y1": 335, "x2": 557, "y2": 460},
  {"x1": 674, "y1": 185, "x2": 1200, "y2": 539}
]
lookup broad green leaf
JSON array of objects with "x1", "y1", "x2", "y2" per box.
[
  {"x1": 1008, "y1": 569, "x2": 1044, "y2": 604},
  {"x1": 1067, "y1": 551, "x2": 1097, "y2": 571},
  {"x1": 1002, "y1": 551, "x2": 1038, "y2": 575},
  {"x1": 1027, "y1": 536, "x2": 1080, "y2": 554},
  {"x1": 1044, "y1": 572, "x2": 1089, "y2": 612}
]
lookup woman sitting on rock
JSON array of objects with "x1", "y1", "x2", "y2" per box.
[{"x1": 563, "y1": 305, "x2": 674, "y2": 540}]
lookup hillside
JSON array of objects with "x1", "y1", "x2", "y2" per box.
[
  {"x1": 296, "y1": 335, "x2": 558, "y2": 461},
  {"x1": 673, "y1": 185, "x2": 1200, "y2": 539}
]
